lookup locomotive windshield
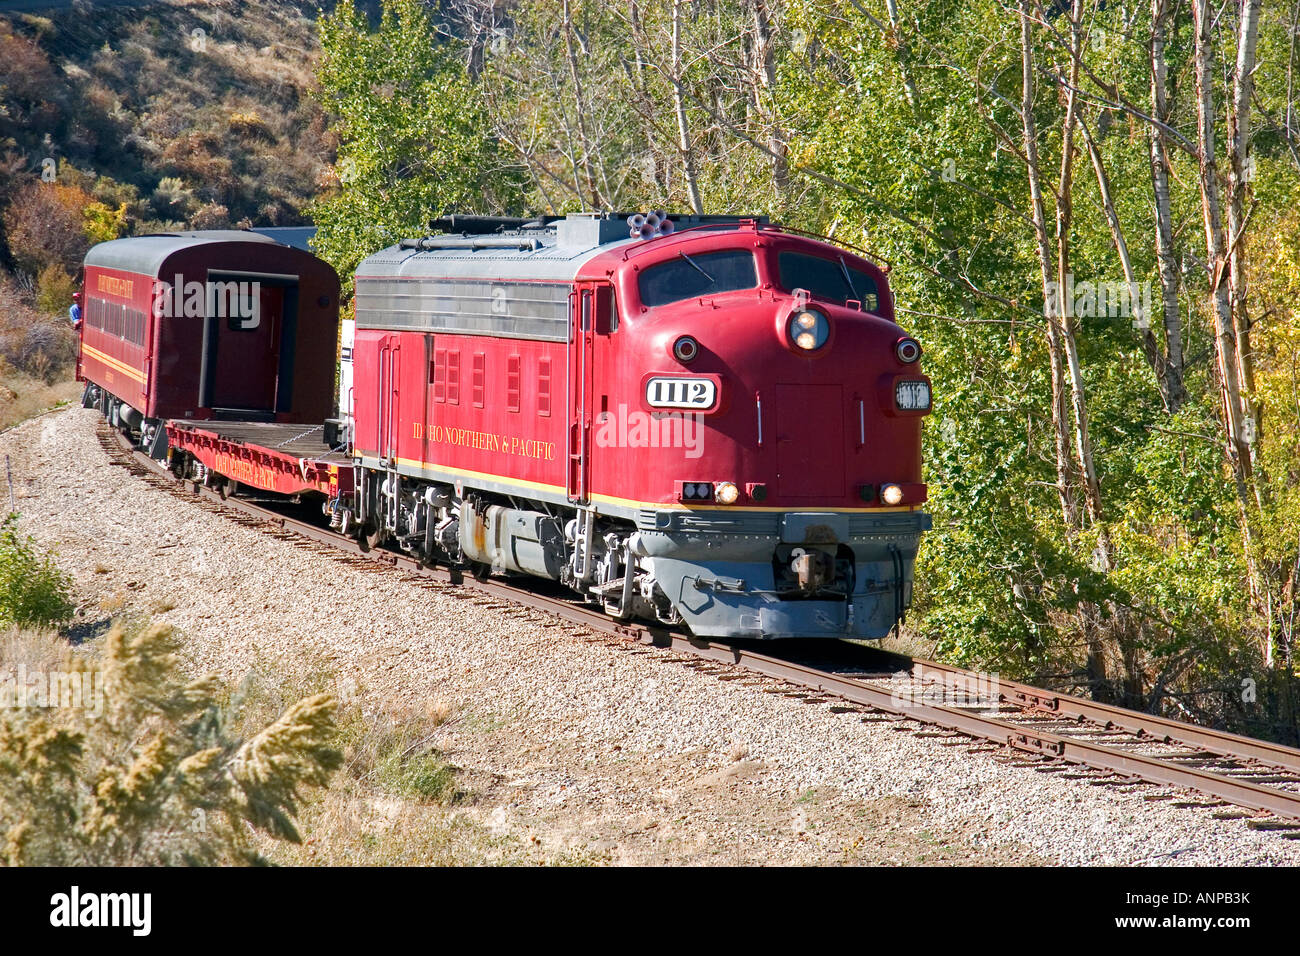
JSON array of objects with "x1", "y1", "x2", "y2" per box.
[
  {"x1": 777, "y1": 251, "x2": 879, "y2": 311},
  {"x1": 638, "y1": 249, "x2": 758, "y2": 308}
]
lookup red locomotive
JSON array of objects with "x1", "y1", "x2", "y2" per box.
[
  {"x1": 84, "y1": 214, "x2": 930, "y2": 640},
  {"x1": 344, "y1": 213, "x2": 930, "y2": 639},
  {"x1": 78, "y1": 230, "x2": 340, "y2": 456}
]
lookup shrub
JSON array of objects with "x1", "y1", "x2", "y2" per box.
[
  {"x1": 0, "y1": 181, "x2": 93, "y2": 274},
  {"x1": 34, "y1": 264, "x2": 77, "y2": 316},
  {"x1": 0, "y1": 621, "x2": 342, "y2": 865},
  {"x1": 189, "y1": 202, "x2": 231, "y2": 230},
  {"x1": 0, "y1": 272, "x2": 78, "y2": 382},
  {"x1": 81, "y1": 200, "x2": 127, "y2": 244},
  {"x1": 0, "y1": 514, "x2": 75, "y2": 630}
]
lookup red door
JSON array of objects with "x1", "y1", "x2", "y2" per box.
[
  {"x1": 567, "y1": 286, "x2": 597, "y2": 502},
  {"x1": 211, "y1": 282, "x2": 282, "y2": 411},
  {"x1": 774, "y1": 383, "x2": 845, "y2": 498},
  {"x1": 377, "y1": 334, "x2": 400, "y2": 465}
]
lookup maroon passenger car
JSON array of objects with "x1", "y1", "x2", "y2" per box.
[{"x1": 79, "y1": 230, "x2": 339, "y2": 456}]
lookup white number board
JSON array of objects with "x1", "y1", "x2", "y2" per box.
[{"x1": 645, "y1": 377, "x2": 717, "y2": 410}]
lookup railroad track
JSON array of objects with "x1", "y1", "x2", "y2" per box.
[{"x1": 96, "y1": 420, "x2": 1300, "y2": 834}]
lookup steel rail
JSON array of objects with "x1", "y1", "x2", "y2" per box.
[
  {"x1": 907, "y1": 658, "x2": 1300, "y2": 774},
  {"x1": 101, "y1": 423, "x2": 1300, "y2": 823}
]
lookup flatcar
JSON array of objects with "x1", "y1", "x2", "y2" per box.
[
  {"x1": 344, "y1": 213, "x2": 931, "y2": 639},
  {"x1": 78, "y1": 230, "x2": 340, "y2": 456}
]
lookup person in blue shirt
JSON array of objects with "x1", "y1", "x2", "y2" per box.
[{"x1": 69, "y1": 293, "x2": 82, "y2": 330}]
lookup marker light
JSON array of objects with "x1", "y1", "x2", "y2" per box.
[
  {"x1": 680, "y1": 481, "x2": 714, "y2": 502},
  {"x1": 788, "y1": 308, "x2": 829, "y2": 351},
  {"x1": 714, "y1": 481, "x2": 740, "y2": 505},
  {"x1": 673, "y1": 335, "x2": 700, "y2": 363},
  {"x1": 881, "y1": 483, "x2": 905, "y2": 506},
  {"x1": 896, "y1": 338, "x2": 921, "y2": 363}
]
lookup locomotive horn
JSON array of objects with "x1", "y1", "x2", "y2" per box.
[
  {"x1": 658, "y1": 218, "x2": 675, "y2": 235},
  {"x1": 639, "y1": 223, "x2": 657, "y2": 239},
  {"x1": 627, "y1": 213, "x2": 646, "y2": 229}
]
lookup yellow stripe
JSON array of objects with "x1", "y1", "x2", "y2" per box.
[
  {"x1": 82, "y1": 343, "x2": 146, "y2": 385},
  {"x1": 385, "y1": 455, "x2": 568, "y2": 494},
  {"x1": 589, "y1": 492, "x2": 923, "y2": 513},
  {"x1": 364, "y1": 451, "x2": 922, "y2": 514}
]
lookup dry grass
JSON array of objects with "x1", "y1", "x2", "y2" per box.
[
  {"x1": 0, "y1": 369, "x2": 79, "y2": 432},
  {"x1": 219, "y1": 666, "x2": 574, "y2": 866},
  {"x1": 0, "y1": 624, "x2": 72, "y2": 674},
  {"x1": 96, "y1": 590, "x2": 129, "y2": 615}
]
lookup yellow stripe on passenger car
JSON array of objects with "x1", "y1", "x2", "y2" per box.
[{"x1": 82, "y1": 343, "x2": 146, "y2": 384}]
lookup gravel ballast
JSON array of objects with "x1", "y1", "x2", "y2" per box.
[{"x1": 5, "y1": 407, "x2": 1299, "y2": 865}]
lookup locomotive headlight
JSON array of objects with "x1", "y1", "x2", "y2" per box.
[
  {"x1": 895, "y1": 380, "x2": 931, "y2": 411},
  {"x1": 714, "y1": 481, "x2": 740, "y2": 505},
  {"x1": 788, "y1": 309, "x2": 829, "y2": 351},
  {"x1": 881, "y1": 483, "x2": 905, "y2": 506}
]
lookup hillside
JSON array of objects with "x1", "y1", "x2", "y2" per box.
[
  {"x1": 0, "y1": 0, "x2": 337, "y2": 408},
  {"x1": 1, "y1": 0, "x2": 332, "y2": 237}
]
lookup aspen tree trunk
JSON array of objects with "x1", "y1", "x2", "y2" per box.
[
  {"x1": 671, "y1": 0, "x2": 704, "y2": 213},
  {"x1": 748, "y1": 0, "x2": 790, "y2": 197},
  {"x1": 1192, "y1": 0, "x2": 1268, "y2": 663},
  {"x1": 1228, "y1": 0, "x2": 1262, "y2": 475},
  {"x1": 1229, "y1": 0, "x2": 1269, "y2": 661},
  {"x1": 1148, "y1": 0, "x2": 1187, "y2": 412},
  {"x1": 1055, "y1": 1, "x2": 1105, "y2": 535},
  {"x1": 1192, "y1": 0, "x2": 1251, "y2": 484},
  {"x1": 1050, "y1": 0, "x2": 1114, "y2": 698},
  {"x1": 1020, "y1": 0, "x2": 1078, "y2": 534},
  {"x1": 561, "y1": 0, "x2": 603, "y2": 207},
  {"x1": 1080, "y1": 115, "x2": 1177, "y2": 420}
]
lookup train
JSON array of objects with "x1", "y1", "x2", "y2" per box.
[{"x1": 78, "y1": 214, "x2": 931, "y2": 640}]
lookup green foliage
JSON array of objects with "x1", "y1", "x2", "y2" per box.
[
  {"x1": 81, "y1": 200, "x2": 127, "y2": 244},
  {"x1": 310, "y1": 0, "x2": 525, "y2": 286},
  {"x1": 377, "y1": 745, "x2": 458, "y2": 802},
  {"x1": 0, "y1": 514, "x2": 75, "y2": 630},
  {"x1": 34, "y1": 265, "x2": 77, "y2": 316},
  {"x1": 0, "y1": 621, "x2": 341, "y2": 865}
]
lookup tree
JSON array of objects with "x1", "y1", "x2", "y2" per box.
[
  {"x1": 310, "y1": 0, "x2": 525, "y2": 285},
  {"x1": 1, "y1": 181, "x2": 94, "y2": 275}
]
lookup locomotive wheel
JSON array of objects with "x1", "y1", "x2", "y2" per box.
[
  {"x1": 468, "y1": 561, "x2": 491, "y2": 582},
  {"x1": 359, "y1": 520, "x2": 383, "y2": 553}
]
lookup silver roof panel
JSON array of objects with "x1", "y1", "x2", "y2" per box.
[{"x1": 84, "y1": 230, "x2": 282, "y2": 276}]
